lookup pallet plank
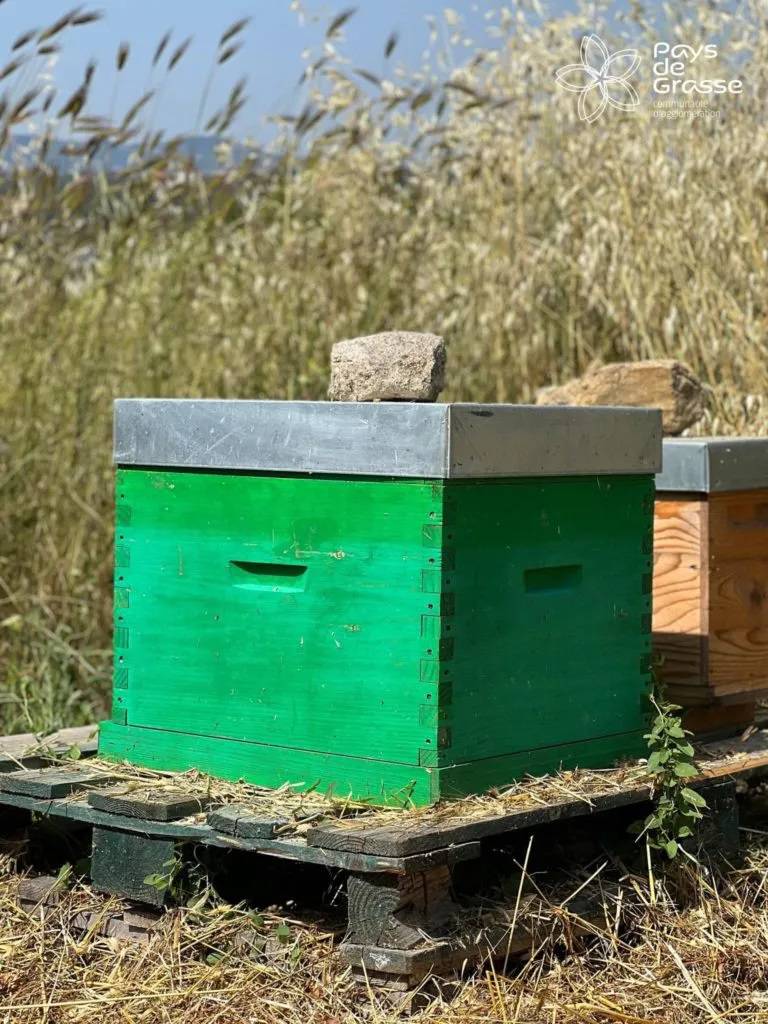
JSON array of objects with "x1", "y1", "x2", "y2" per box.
[
  {"x1": 0, "y1": 766, "x2": 119, "y2": 799},
  {"x1": 309, "y1": 731, "x2": 763, "y2": 857},
  {"x1": 207, "y1": 804, "x2": 289, "y2": 838},
  {"x1": 0, "y1": 787, "x2": 481, "y2": 873},
  {"x1": 308, "y1": 786, "x2": 652, "y2": 857},
  {"x1": 88, "y1": 785, "x2": 216, "y2": 822},
  {"x1": 0, "y1": 725, "x2": 97, "y2": 773}
]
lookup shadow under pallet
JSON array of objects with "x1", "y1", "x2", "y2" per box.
[{"x1": 0, "y1": 725, "x2": 764, "y2": 990}]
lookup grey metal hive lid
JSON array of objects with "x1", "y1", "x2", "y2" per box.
[
  {"x1": 114, "y1": 399, "x2": 662, "y2": 479},
  {"x1": 656, "y1": 437, "x2": 768, "y2": 493}
]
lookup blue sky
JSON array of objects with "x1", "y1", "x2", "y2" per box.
[{"x1": 1, "y1": 1, "x2": 505, "y2": 139}]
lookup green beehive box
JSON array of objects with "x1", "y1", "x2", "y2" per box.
[{"x1": 99, "y1": 400, "x2": 662, "y2": 805}]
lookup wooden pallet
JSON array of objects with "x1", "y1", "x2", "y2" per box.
[{"x1": 1, "y1": 725, "x2": 764, "y2": 988}]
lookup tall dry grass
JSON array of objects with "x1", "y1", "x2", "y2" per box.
[{"x1": 1, "y1": 1, "x2": 768, "y2": 731}]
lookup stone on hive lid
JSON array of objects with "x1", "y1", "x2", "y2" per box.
[
  {"x1": 535, "y1": 359, "x2": 705, "y2": 435},
  {"x1": 328, "y1": 331, "x2": 446, "y2": 402}
]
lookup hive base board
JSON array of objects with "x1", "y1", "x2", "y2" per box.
[{"x1": 98, "y1": 721, "x2": 647, "y2": 807}]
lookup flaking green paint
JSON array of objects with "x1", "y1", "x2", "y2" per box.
[{"x1": 99, "y1": 468, "x2": 653, "y2": 805}]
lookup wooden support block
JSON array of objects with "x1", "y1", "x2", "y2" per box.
[
  {"x1": 207, "y1": 804, "x2": 289, "y2": 839},
  {"x1": 91, "y1": 826, "x2": 176, "y2": 907},
  {"x1": 17, "y1": 874, "x2": 62, "y2": 911},
  {"x1": 17, "y1": 873, "x2": 161, "y2": 941},
  {"x1": 88, "y1": 785, "x2": 215, "y2": 822},
  {"x1": 343, "y1": 893, "x2": 603, "y2": 990},
  {"x1": 346, "y1": 865, "x2": 456, "y2": 950},
  {"x1": 0, "y1": 767, "x2": 119, "y2": 799},
  {"x1": 695, "y1": 779, "x2": 740, "y2": 860},
  {"x1": 342, "y1": 942, "x2": 463, "y2": 990}
]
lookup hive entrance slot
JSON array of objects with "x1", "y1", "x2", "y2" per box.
[{"x1": 229, "y1": 560, "x2": 308, "y2": 592}]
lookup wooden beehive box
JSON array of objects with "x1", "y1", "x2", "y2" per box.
[
  {"x1": 99, "y1": 400, "x2": 661, "y2": 805},
  {"x1": 653, "y1": 438, "x2": 768, "y2": 725}
]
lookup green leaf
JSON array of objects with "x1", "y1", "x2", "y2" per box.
[
  {"x1": 55, "y1": 863, "x2": 73, "y2": 888},
  {"x1": 665, "y1": 839, "x2": 679, "y2": 858},
  {"x1": 680, "y1": 807, "x2": 704, "y2": 821},
  {"x1": 673, "y1": 762, "x2": 698, "y2": 778},
  {"x1": 275, "y1": 923, "x2": 292, "y2": 945},
  {"x1": 680, "y1": 787, "x2": 707, "y2": 808},
  {"x1": 673, "y1": 742, "x2": 695, "y2": 757}
]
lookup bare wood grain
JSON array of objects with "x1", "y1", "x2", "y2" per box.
[
  {"x1": 709, "y1": 490, "x2": 768, "y2": 695},
  {"x1": 653, "y1": 498, "x2": 708, "y2": 688}
]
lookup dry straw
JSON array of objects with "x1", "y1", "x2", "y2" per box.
[{"x1": 2, "y1": 833, "x2": 768, "y2": 1022}]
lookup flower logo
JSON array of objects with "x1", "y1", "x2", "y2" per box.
[{"x1": 555, "y1": 34, "x2": 641, "y2": 123}]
